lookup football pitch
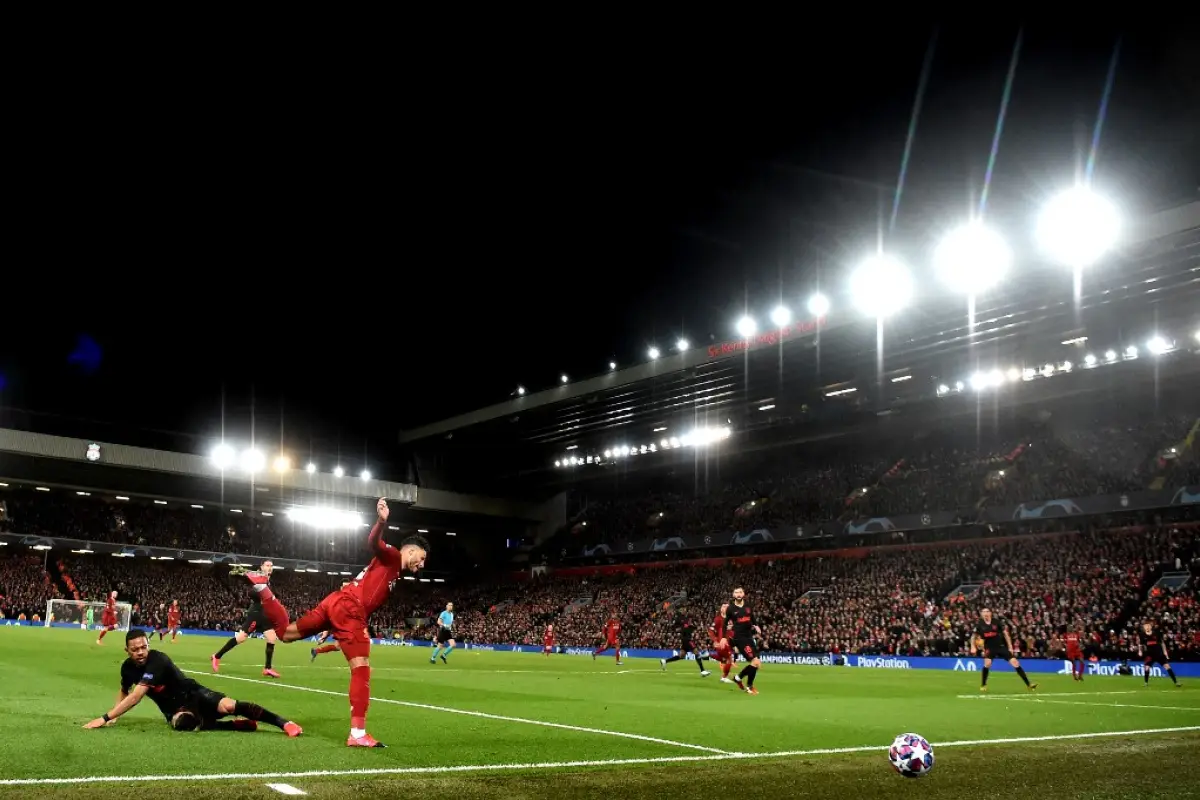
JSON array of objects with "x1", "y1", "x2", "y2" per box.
[{"x1": 2, "y1": 628, "x2": 1199, "y2": 798}]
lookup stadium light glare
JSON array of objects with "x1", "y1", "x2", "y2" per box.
[
  {"x1": 1022, "y1": 368, "x2": 1037, "y2": 381},
  {"x1": 934, "y1": 221, "x2": 1011, "y2": 295},
  {"x1": 1061, "y1": 361, "x2": 1073, "y2": 372},
  {"x1": 273, "y1": 455, "x2": 290, "y2": 473},
  {"x1": 286, "y1": 507, "x2": 363, "y2": 529},
  {"x1": 360, "y1": 469, "x2": 371, "y2": 481},
  {"x1": 1124, "y1": 345, "x2": 1138, "y2": 359},
  {"x1": 850, "y1": 254, "x2": 912, "y2": 318},
  {"x1": 211, "y1": 443, "x2": 235, "y2": 471},
  {"x1": 1105, "y1": 349, "x2": 1118, "y2": 362},
  {"x1": 333, "y1": 466, "x2": 345, "y2": 478},
  {"x1": 807, "y1": 293, "x2": 830, "y2": 318},
  {"x1": 240, "y1": 449, "x2": 265, "y2": 473},
  {"x1": 1006, "y1": 367, "x2": 1021, "y2": 382},
  {"x1": 609, "y1": 361, "x2": 617, "y2": 371},
  {"x1": 560, "y1": 373, "x2": 569, "y2": 384},
  {"x1": 1084, "y1": 353, "x2": 1097, "y2": 366},
  {"x1": 1146, "y1": 335, "x2": 1172, "y2": 355},
  {"x1": 516, "y1": 385, "x2": 526, "y2": 396},
  {"x1": 936, "y1": 384, "x2": 949, "y2": 396},
  {"x1": 675, "y1": 338, "x2": 688, "y2": 352},
  {"x1": 647, "y1": 346, "x2": 660, "y2": 360},
  {"x1": 1041, "y1": 364, "x2": 1055, "y2": 377},
  {"x1": 770, "y1": 306, "x2": 791, "y2": 327},
  {"x1": 306, "y1": 462, "x2": 317, "y2": 474},
  {"x1": 1036, "y1": 186, "x2": 1120, "y2": 267},
  {"x1": 1194, "y1": 329, "x2": 1200, "y2": 344},
  {"x1": 736, "y1": 315, "x2": 757, "y2": 338}
]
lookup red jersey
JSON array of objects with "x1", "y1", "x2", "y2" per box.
[
  {"x1": 604, "y1": 620, "x2": 621, "y2": 641},
  {"x1": 105, "y1": 596, "x2": 116, "y2": 615},
  {"x1": 710, "y1": 613, "x2": 729, "y2": 642},
  {"x1": 1064, "y1": 632, "x2": 1082, "y2": 651},
  {"x1": 543, "y1": 629, "x2": 555, "y2": 646},
  {"x1": 344, "y1": 519, "x2": 404, "y2": 616},
  {"x1": 167, "y1": 605, "x2": 181, "y2": 626}
]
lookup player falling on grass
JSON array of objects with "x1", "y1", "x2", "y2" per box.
[
  {"x1": 431, "y1": 602, "x2": 455, "y2": 664},
  {"x1": 95, "y1": 590, "x2": 120, "y2": 644},
  {"x1": 247, "y1": 497, "x2": 429, "y2": 748},
  {"x1": 1140, "y1": 620, "x2": 1181, "y2": 688},
  {"x1": 725, "y1": 587, "x2": 762, "y2": 694},
  {"x1": 166, "y1": 600, "x2": 181, "y2": 643},
  {"x1": 213, "y1": 560, "x2": 283, "y2": 678},
  {"x1": 971, "y1": 608, "x2": 1037, "y2": 692},
  {"x1": 83, "y1": 628, "x2": 302, "y2": 737},
  {"x1": 592, "y1": 615, "x2": 623, "y2": 665},
  {"x1": 1062, "y1": 624, "x2": 1085, "y2": 682},
  {"x1": 708, "y1": 603, "x2": 735, "y2": 683},
  {"x1": 660, "y1": 606, "x2": 710, "y2": 676},
  {"x1": 543, "y1": 624, "x2": 555, "y2": 656}
]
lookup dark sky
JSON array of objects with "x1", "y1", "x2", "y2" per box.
[{"x1": 2, "y1": 24, "x2": 1197, "y2": 476}]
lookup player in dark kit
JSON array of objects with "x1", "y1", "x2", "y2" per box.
[
  {"x1": 1140, "y1": 621, "x2": 1181, "y2": 687},
  {"x1": 725, "y1": 587, "x2": 762, "y2": 694},
  {"x1": 659, "y1": 608, "x2": 711, "y2": 676},
  {"x1": 83, "y1": 629, "x2": 302, "y2": 735},
  {"x1": 971, "y1": 608, "x2": 1037, "y2": 692},
  {"x1": 212, "y1": 560, "x2": 283, "y2": 678}
]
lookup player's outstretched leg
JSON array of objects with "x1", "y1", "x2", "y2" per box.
[
  {"x1": 263, "y1": 640, "x2": 280, "y2": 678},
  {"x1": 1008, "y1": 657, "x2": 1037, "y2": 691},
  {"x1": 211, "y1": 696, "x2": 302, "y2": 737},
  {"x1": 441, "y1": 641, "x2": 453, "y2": 663}
]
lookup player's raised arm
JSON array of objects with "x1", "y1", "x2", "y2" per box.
[
  {"x1": 84, "y1": 684, "x2": 148, "y2": 728},
  {"x1": 366, "y1": 498, "x2": 399, "y2": 562}
]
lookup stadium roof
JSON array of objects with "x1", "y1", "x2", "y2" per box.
[{"x1": 400, "y1": 201, "x2": 1199, "y2": 466}]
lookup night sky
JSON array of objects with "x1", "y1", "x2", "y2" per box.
[{"x1": 2, "y1": 24, "x2": 1196, "y2": 478}]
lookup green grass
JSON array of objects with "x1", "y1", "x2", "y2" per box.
[{"x1": 2, "y1": 627, "x2": 1199, "y2": 798}]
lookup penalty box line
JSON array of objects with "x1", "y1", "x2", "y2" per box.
[
  {"x1": 182, "y1": 670, "x2": 733, "y2": 755},
  {"x1": 5, "y1": 725, "x2": 1200, "y2": 786}
]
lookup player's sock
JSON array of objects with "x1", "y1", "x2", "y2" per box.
[
  {"x1": 317, "y1": 644, "x2": 338, "y2": 654},
  {"x1": 1167, "y1": 668, "x2": 1178, "y2": 685},
  {"x1": 215, "y1": 637, "x2": 239, "y2": 658},
  {"x1": 442, "y1": 646, "x2": 452, "y2": 661},
  {"x1": 696, "y1": 656, "x2": 707, "y2": 672},
  {"x1": 264, "y1": 643, "x2": 275, "y2": 669},
  {"x1": 1145, "y1": 669, "x2": 1151, "y2": 685},
  {"x1": 1015, "y1": 666, "x2": 1031, "y2": 686},
  {"x1": 350, "y1": 665, "x2": 371, "y2": 732},
  {"x1": 721, "y1": 661, "x2": 731, "y2": 678},
  {"x1": 744, "y1": 665, "x2": 758, "y2": 687},
  {"x1": 97, "y1": 629, "x2": 106, "y2": 642},
  {"x1": 664, "y1": 655, "x2": 684, "y2": 664},
  {"x1": 233, "y1": 701, "x2": 288, "y2": 730},
  {"x1": 981, "y1": 667, "x2": 989, "y2": 687}
]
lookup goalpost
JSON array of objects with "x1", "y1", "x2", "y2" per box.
[{"x1": 45, "y1": 599, "x2": 134, "y2": 631}]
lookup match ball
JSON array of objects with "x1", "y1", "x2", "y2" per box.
[{"x1": 888, "y1": 732, "x2": 934, "y2": 778}]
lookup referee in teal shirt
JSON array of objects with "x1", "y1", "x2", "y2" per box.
[{"x1": 431, "y1": 603, "x2": 455, "y2": 664}]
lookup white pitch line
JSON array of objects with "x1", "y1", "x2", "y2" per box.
[
  {"x1": 265, "y1": 783, "x2": 307, "y2": 795},
  {"x1": 5, "y1": 725, "x2": 1199, "y2": 786},
  {"x1": 183, "y1": 670, "x2": 731, "y2": 754},
  {"x1": 971, "y1": 696, "x2": 1200, "y2": 713},
  {"x1": 957, "y1": 691, "x2": 1141, "y2": 698}
]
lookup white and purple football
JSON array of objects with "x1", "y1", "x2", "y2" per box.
[{"x1": 888, "y1": 732, "x2": 935, "y2": 778}]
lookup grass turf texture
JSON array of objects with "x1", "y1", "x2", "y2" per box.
[{"x1": 1, "y1": 627, "x2": 1198, "y2": 798}]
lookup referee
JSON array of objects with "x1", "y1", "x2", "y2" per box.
[{"x1": 431, "y1": 602, "x2": 456, "y2": 664}]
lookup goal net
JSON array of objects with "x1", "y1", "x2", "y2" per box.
[{"x1": 45, "y1": 599, "x2": 134, "y2": 631}]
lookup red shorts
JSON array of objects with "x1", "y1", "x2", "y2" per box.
[
  {"x1": 605, "y1": 639, "x2": 619, "y2": 648},
  {"x1": 712, "y1": 642, "x2": 732, "y2": 661},
  {"x1": 295, "y1": 591, "x2": 370, "y2": 660},
  {"x1": 1066, "y1": 648, "x2": 1083, "y2": 660},
  {"x1": 101, "y1": 614, "x2": 117, "y2": 627}
]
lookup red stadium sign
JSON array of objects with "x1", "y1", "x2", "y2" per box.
[{"x1": 706, "y1": 316, "x2": 826, "y2": 359}]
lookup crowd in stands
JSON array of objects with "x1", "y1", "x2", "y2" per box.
[{"x1": 0, "y1": 553, "x2": 61, "y2": 619}]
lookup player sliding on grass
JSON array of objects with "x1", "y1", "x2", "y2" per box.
[
  {"x1": 83, "y1": 629, "x2": 301, "y2": 736},
  {"x1": 242, "y1": 497, "x2": 428, "y2": 748}
]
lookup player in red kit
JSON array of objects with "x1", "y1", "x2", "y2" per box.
[
  {"x1": 709, "y1": 603, "x2": 735, "y2": 682},
  {"x1": 543, "y1": 624, "x2": 556, "y2": 656},
  {"x1": 592, "y1": 617, "x2": 622, "y2": 665},
  {"x1": 1062, "y1": 625, "x2": 1085, "y2": 681},
  {"x1": 96, "y1": 591, "x2": 119, "y2": 644},
  {"x1": 249, "y1": 498, "x2": 428, "y2": 748},
  {"x1": 167, "y1": 600, "x2": 181, "y2": 643}
]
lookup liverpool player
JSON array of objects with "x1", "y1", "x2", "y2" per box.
[
  {"x1": 83, "y1": 629, "x2": 301, "y2": 736},
  {"x1": 709, "y1": 603, "x2": 735, "y2": 682},
  {"x1": 96, "y1": 591, "x2": 120, "y2": 644},
  {"x1": 252, "y1": 497, "x2": 429, "y2": 748},
  {"x1": 1140, "y1": 620, "x2": 1181, "y2": 688},
  {"x1": 1062, "y1": 624, "x2": 1085, "y2": 681},
  {"x1": 971, "y1": 608, "x2": 1037, "y2": 692},
  {"x1": 660, "y1": 607, "x2": 710, "y2": 676},
  {"x1": 725, "y1": 588, "x2": 762, "y2": 694},
  {"x1": 212, "y1": 560, "x2": 283, "y2": 678},
  {"x1": 310, "y1": 630, "x2": 341, "y2": 661},
  {"x1": 543, "y1": 624, "x2": 556, "y2": 656},
  {"x1": 166, "y1": 600, "x2": 182, "y2": 643},
  {"x1": 592, "y1": 616, "x2": 622, "y2": 665}
]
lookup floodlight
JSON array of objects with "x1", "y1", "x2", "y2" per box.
[
  {"x1": 936, "y1": 384, "x2": 949, "y2": 396},
  {"x1": 211, "y1": 443, "x2": 235, "y2": 471},
  {"x1": 286, "y1": 507, "x2": 362, "y2": 529},
  {"x1": 807, "y1": 293, "x2": 830, "y2": 318},
  {"x1": 240, "y1": 449, "x2": 265, "y2": 473},
  {"x1": 1084, "y1": 354, "x2": 1097, "y2": 366},
  {"x1": 1124, "y1": 346, "x2": 1138, "y2": 359},
  {"x1": 1105, "y1": 350, "x2": 1118, "y2": 362},
  {"x1": 736, "y1": 316, "x2": 757, "y2": 338},
  {"x1": 771, "y1": 306, "x2": 791, "y2": 327},
  {"x1": 675, "y1": 338, "x2": 688, "y2": 351},
  {"x1": 306, "y1": 462, "x2": 317, "y2": 474},
  {"x1": 1006, "y1": 367, "x2": 1021, "y2": 382},
  {"x1": 273, "y1": 455, "x2": 290, "y2": 473},
  {"x1": 1146, "y1": 336, "x2": 1171, "y2": 355},
  {"x1": 850, "y1": 254, "x2": 912, "y2": 317},
  {"x1": 360, "y1": 470, "x2": 371, "y2": 481},
  {"x1": 609, "y1": 361, "x2": 617, "y2": 370},
  {"x1": 1022, "y1": 368, "x2": 1036, "y2": 380},
  {"x1": 934, "y1": 221, "x2": 1011, "y2": 295},
  {"x1": 517, "y1": 385, "x2": 526, "y2": 396},
  {"x1": 333, "y1": 466, "x2": 345, "y2": 478},
  {"x1": 1036, "y1": 186, "x2": 1120, "y2": 267},
  {"x1": 560, "y1": 374, "x2": 569, "y2": 384},
  {"x1": 647, "y1": 346, "x2": 660, "y2": 360}
]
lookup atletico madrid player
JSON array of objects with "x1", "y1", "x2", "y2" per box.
[{"x1": 250, "y1": 498, "x2": 428, "y2": 748}]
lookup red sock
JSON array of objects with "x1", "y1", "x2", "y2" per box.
[
  {"x1": 722, "y1": 661, "x2": 731, "y2": 677},
  {"x1": 614, "y1": 649, "x2": 621, "y2": 662},
  {"x1": 349, "y1": 665, "x2": 370, "y2": 730},
  {"x1": 316, "y1": 644, "x2": 338, "y2": 654},
  {"x1": 97, "y1": 628, "x2": 108, "y2": 641},
  {"x1": 171, "y1": 632, "x2": 177, "y2": 642}
]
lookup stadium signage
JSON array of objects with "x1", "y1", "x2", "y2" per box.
[
  {"x1": 571, "y1": 484, "x2": 1200, "y2": 558},
  {"x1": 760, "y1": 653, "x2": 831, "y2": 666},
  {"x1": 853, "y1": 656, "x2": 911, "y2": 669},
  {"x1": 706, "y1": 317, "x2": 824, "y2": 359}
]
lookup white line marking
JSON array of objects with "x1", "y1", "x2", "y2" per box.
[
  {"x1": 4, "y1": 726, "x2": 1199, "y2": 786},
  {"x1": 957, "y1": 691, "x2": 1141, "y2": 698},
  {"x1": 265, "y1": 783, "x2": 307, "y2": 795},
  {"x1": 183, "y1": 670, "x2": 730, "y2": 754},
  {"x1": 970, "y1": 696, "x2": 1200, "y2": 713}
]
